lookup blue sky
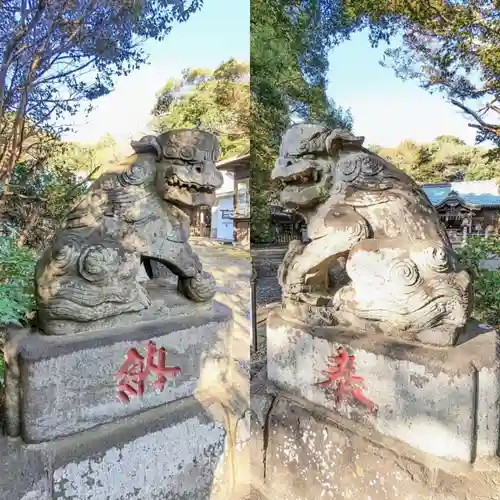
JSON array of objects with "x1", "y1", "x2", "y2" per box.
[
  {"x1": 328, "y1": 31, "x2": 478, "y2": 147},
  {"x1": 64, "y1": 0, "x2": 250, "y2": 149},
  {"x1": 65, "y1": 1, "x2": 478, "y2": 150}
]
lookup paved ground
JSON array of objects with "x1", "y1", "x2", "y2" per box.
[
  {"x1": 252, "y1": 246, "x2": 286, "y2": 307},
  {"x1": 194, "y1": 243, "x2": 251, "y2": 312},
  {"x1": 250, "y1": 246, "x2": 286, "y2": 379},
  {"x1": 194, "y1": 244, "x2": 252, "y2": 375}
]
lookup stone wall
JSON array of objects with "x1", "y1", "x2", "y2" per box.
[{"x1": 2, "y1": 396, "x2": 239, "y2": 500}]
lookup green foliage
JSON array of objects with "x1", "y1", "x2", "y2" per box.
[
  {"x1": 456, "y1": 235, "x2": 500, "y2": 327},
  {"x1": 0, "y1": 234, "x2": 36, "y2": 328},
  {"x1": 4, "y1": 134, "x2": 120, "y2": 250},
  {"x1": 342, "y1": 0, "x2": 500, "y2": 149},
  {"x1": 250, "y1": 0, "x2": 356, "y2": 242},
  {"x1": 151, "y1": 58, "x2": 250, "y2": 160},
  {"x1": 372, "y1": 136, "x2": 500, "y2": 184}
]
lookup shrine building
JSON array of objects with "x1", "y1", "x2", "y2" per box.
[{"x1": 421, "y1": 180, "x2": 500, "y2": 243}]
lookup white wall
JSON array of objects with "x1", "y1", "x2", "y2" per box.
[
  {"x1": 218, "y1": 171, "x2": 235, "y2": 197},
  {"x1": 210, "y1": 170, "x2": 235, "y2": 241},
  {"x1": 213, "y1": 194, "x2": 234, "y2": 240}
]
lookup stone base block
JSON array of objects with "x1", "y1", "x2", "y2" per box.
[
  {"x1": 266, "y1": 395, "x2": 500, "y2": 500},
  {"x1": 250, "y1": 366, "x2": 275, "y2": 487},
  {"x1": 267, "y1": 309, "x2": 500, "y2": 462},
  {"x1": 39, "y1": 279, "x2": 213, "y2": 336},
  {"x1": 4, "y1": 301, "x2": 232, "y2": 442},
  {"x1": 0, "y1": 396, "x2": 237, "y2": 500}
]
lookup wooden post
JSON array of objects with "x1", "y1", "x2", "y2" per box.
[
  {"x1": 232, "y1": 175, "x2": 238, "y2": 244},
  {"x1": 251, "y1": 266, "x2": 258, "y2": 351}
]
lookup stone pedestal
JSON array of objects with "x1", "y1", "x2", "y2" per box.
[
  {"x1": 267, "y1": 309, "x2": 500, "y2": 463},
  {"x1": 265, "y1": 394, "x2": 500, "y2": 500},
  {"x1": 1, "y1": 396, "x2": 240, "y2": 500},
  {"x1": 4, "y1": 300, "x2": 232, "y2": 443},
  {"x1": 1, "y1": 294, "x2": 252, "y2": 499}
]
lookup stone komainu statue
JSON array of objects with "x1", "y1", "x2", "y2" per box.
[
  {"x1": 272, "y1": 124, "x2": 472, "y2": 346},
  {"x1": 35, "y1": 129, "x2": 223, "y2": 335}
]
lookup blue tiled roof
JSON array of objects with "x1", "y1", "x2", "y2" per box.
[{"x1": 421, "y1": 181, "x2": 500, "y2": 208}]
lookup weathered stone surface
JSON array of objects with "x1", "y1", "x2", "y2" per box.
[
  {"x1": 250, "y1": 366, "x2": 275, "y2": 487},
  {"x1": 0, "y1": 395, "x2": 249, "y2": 500},
  {"x1": 51, "y1": 397, "x2": 227, "y2": 500},
  {"x1": 35, "y1": 129, "x2": 224, "y2": 336},
  {"x1": 267, "y1": 309, "x2": 500, "y2": 462},
  {"x1": 271, "y1": 124, "x2": 472, "y2": 347},
  {"x1": 266, "y1": 395, "x2": 500, "y2": 500},
  {"x1": 0, "y1": 436, "x2": 51, "y2": 500},
  {"x1": 34, "y1": 279, "x2": 212, "y2": 336},
  {"x1": 4, "y1": 301, "x2": 232, "y2": 443}
]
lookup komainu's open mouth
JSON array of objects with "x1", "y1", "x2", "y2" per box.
[
  {"x1": 281, "y1": 166, "x2": 321, "y2": 186},
  {"x1": 166, "y1": 175, "x2": 216, "y2": 194}
]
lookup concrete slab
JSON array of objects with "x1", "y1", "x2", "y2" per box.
[
  {"x1": 267, "y1": 309, "x2": 500, "y2": 462},
  {"x1": 4, "y1": 301, "x2": 232, "y2": 443},
  {"x1": 265, "y1": 395, "x2": 500, "y2": 500}
]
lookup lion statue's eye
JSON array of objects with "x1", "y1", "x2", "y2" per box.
[
  {"x1": 179, "y1": 146, "x2": 196, "y2": 161},
  {"x1": 164, "y1": 146, "x2": 177, "y2": 157}
]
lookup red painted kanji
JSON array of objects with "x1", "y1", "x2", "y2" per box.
[
  {"x1": 115, "y1": 341, "x2": 181, "y2": 403},
  {"x1": 316, "y1": 347, "x2": 375, "y2": 412}
]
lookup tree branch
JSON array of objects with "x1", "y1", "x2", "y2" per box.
[{"x1": 451, "y1": 98, "x2": 500, "y2": 135}]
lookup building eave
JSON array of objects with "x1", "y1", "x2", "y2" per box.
[
  {"x1": 433, "y1": 192, "x2": 500, "y2": 210},
  {"x1": 216, "y1": 153, "x2": 250, "y2": 172},
  {"x1": 434, "y1": 196, "x2": 479, "y2": 210}
]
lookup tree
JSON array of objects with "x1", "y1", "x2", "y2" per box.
[
  {"x1": 372, "y1": 135, "x2": 500, "y2": 184},
  {"x1": 250, "y1": 0, "x2": 356, "y2": 242},
  {"x1": 4, "y1": 134, "x2": 120, "y2": 249},
  {"x1": 0, "y1": 0, "x2": 203, "y2": 213},
  {"x1": 151, "y1": 58, "x2": 250, "y2": 159},
  {"x1": 342, "y1": 0, "x2": 500, "y2": 147},
  {"x1": 456, "y1": 235, "x2": 500, "y2": 328},
  {"x1": 0, "y1": 234, "x2": 36, "y2": 329}
]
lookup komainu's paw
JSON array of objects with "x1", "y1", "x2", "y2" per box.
[
  {"x1": 282, "y1": 282, "x2": 340, "y2": 309},
  {"x1": 282, "y1": 298, "x2": 338, "y2": 327},
  {"x1": 178, "y1": 270, "x2": 216, "y2": 302},
  {"x1": 279, "y1": 241, "x2": 307, "y2": 286}
]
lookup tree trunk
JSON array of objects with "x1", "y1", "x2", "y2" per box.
[{"x1": 17, "y1": 210, "x2": 40, "y2": 247}]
